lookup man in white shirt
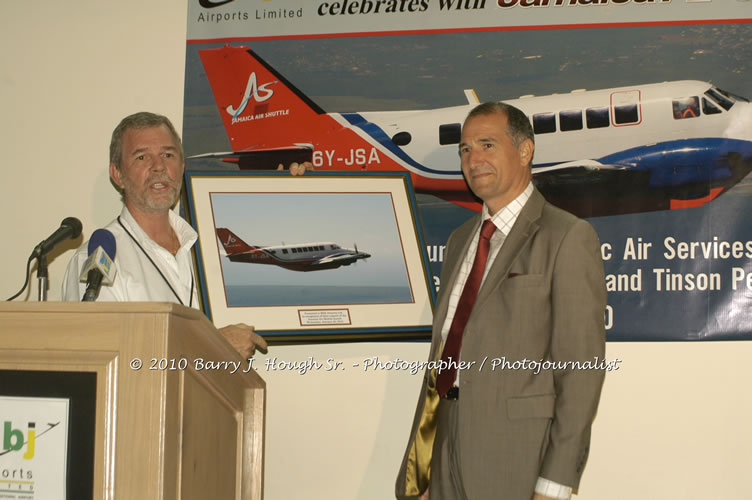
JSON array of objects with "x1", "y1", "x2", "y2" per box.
[
  {"x1": 396, "y1": 103, "x2": 607, "y2": 500},
  {"x1": 63, "y1": 112, "x2": 309, "y2": 355}
]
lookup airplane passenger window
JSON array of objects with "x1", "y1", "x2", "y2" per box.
[
  {"x1": 586, "y1": 107, "x2": 609, "y2": 129},
  {"x1": 614, "y1": 104, "x2": 639, "y2": 124},
  {"x1": 559, "y1": 110, "x2": 583, "y2": 131},
  {"x1": 672, "y1": 97, "x2": 700, "y2": 119},
  {"x1": 439, "y1": 123, "x2": 462, "y2": 145},
  {"x1": 702, "y1": 98, "x2": 722, "y2": 115},
  {"x1": 533, "y1": 113, "x2": 556, "y2": 134},
  {"x1": 392, "y1": 131, "x2": 412, "y2": 146}
]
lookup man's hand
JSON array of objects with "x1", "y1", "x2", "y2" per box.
[
  {"x1": 277, "y1": 161, "x2": 314, "y2": 176},
  {"x1": 419, "y1": 487, "x2": 429, "y2": 500},
  {"x1": 218, "y1": 323, "x2": 268, "y2": 358}
]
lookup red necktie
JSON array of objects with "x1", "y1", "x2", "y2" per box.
[{"x1": 437, "y1": 219, "x2": 498, "y2": 397}]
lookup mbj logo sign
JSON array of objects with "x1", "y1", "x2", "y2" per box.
[{"x1": 2, "y1": 421, "x2": 35, "y2": 460}]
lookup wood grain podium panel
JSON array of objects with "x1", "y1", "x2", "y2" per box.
[{"x1": 0, "y1": 302, "x2": 265, "y2": 500}]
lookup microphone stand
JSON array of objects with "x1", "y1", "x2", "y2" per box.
[{"x1": 37, "y1": 255, "x2": 48, "y2": 302}]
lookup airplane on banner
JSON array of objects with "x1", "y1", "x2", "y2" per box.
[
  {"x1": 194, "y1": 45, "x2": 752, "y2": 217},
  {"x1": 216, "y1": 228, "x2": 371, "y2": 272}
]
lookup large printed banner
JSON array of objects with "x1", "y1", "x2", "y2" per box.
[{"x1": 184, "y1": 0, "x2": 752, "y2": 341}]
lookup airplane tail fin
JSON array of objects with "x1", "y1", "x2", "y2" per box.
[
  {"x1": 216, "y1": 228, "x2": 256, "y2": 255},
  {"x1": 199, "y1": 46, "x2": 333, "y2": 152}
]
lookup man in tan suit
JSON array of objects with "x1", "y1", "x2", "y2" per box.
[{"x1": 396, "y1": 102, "x2": 606, "y2": 500}]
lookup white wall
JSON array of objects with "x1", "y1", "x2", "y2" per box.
[{"x1": 2, "y1": 3, "x2": 750, "y2": 499}]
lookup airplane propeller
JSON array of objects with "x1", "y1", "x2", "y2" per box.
[{"x1": 354, "y1": 243, "x2": 370, "y2": 264}]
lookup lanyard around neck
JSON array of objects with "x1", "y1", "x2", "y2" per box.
[{"x1": 117, "y1": 217, "x2": 194, "y2": 308}]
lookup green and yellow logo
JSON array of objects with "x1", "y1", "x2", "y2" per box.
[{"x1": 2, "y1": 421, "x2": 40, "y2": 460}]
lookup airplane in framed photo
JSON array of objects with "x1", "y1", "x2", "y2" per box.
[{"x1": 216, "y1": 227, "x2": 371, "y2": 272}]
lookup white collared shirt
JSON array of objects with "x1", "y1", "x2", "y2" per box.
[
  {"x1": 62, "y1": 206, "x2": 199, "y2": 308},
  {"x1": 440, "y1": 182, "x2": 533, "y2": 343}
]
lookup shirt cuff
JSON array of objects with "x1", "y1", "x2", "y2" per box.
[{"x1": 534, "y1": 476, "x2": 572, "y2": 499}]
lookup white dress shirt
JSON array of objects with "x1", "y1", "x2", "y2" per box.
[
  {"x1": 439, "y1": 182, "x2": 572, "y2": 500},
  {"x1": 62, "y1": 206, "x2": 199, "y2": 308}
]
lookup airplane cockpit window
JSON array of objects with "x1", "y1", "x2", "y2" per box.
[
  {"x1": 720, "y1": 88, "x2": 750, "y2": 103},
  {"x1": 702, "y1": 97, "x2": 722, "y2": 115},
  {"x1": 672, "y1": 97, "x2": 700, "y2": 119},
  {"x1": 559, "y1": 110, "x2": 583, "y2": 132},
  {"x1": 533, "y1": 113, "x2": 556, "y2": 134},
  {"x1": 392, "y1": 131, "x2": 412, "y2": 146},
  {"x1": 705, "y1": 88, "x2": 734, "y2": 111},
  {"x1": 586, "y1": 107, "x2": 610, "y2": 129},
  {"x1": 614, "y1": 104, "x2": 639, "y2": 124},
  {"x1": 439, "y1": 123, "x2": 462, "y2": 145}
]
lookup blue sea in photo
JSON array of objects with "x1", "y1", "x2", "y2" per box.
[{"x1": 226, "y1": 284, "x2": 414, "y2": 307}]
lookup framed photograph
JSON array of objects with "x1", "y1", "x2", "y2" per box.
[{"x1": 184, "y1": 171, "x2": 436, "y2": 342}]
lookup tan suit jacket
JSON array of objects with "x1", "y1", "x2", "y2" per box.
[{"x1": 396, "y1": 188, "x2": 607, "y2": 500}]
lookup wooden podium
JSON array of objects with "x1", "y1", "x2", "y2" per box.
[{"x1": 0, "y1": 302, "x2": 265, "y2": 500}]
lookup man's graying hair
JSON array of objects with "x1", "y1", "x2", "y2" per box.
[
  {"x1": 465, "y1": 101, "x2": 535, "y2": 148},
  {"x1": 109, "y1": 112, "x2": 184, "y2": 169}
]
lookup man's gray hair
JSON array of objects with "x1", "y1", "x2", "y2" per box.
[
  {"x1": 109, "y1": 112, "x2": 183, "y2": 169},
  {"x1": 465, "y1": 101, "x2": 535, "y2": 148}
]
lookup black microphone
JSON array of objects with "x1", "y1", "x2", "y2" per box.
[
  {"x1": 32, "y1": 217, "x2": 83, "y2": 259},
  {"x1": 79, "y1": 229, "x2": 117, "y2": 302}
]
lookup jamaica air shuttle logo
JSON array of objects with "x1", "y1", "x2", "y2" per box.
[{"x1": 226, "y1": 72, "x2": 278, "y2": 121}]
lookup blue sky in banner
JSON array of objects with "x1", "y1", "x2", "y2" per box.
[{"x1": 183, "y1": 23, "x2": 752, "y2": 340}]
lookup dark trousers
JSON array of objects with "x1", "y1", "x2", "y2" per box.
[{"x1": 429, "y1": 398, "x2": 469, "y2": 500}]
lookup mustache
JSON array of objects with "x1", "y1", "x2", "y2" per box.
[{"x1": 147, "y1": 174, "x2": 179, "y2": 188}]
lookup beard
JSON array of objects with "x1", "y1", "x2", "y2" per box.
[{"x1": 122, "y1": 173, "x2": 182, "y2": 213}]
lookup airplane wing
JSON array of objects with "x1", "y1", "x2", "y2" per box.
[
  {"x1": 188, "y1": 144, "x2": 313, "y2": 170},
  {"x1": 532, "y1": 160, "x2": 655, "y2": 218},
  {"x1": 314, "y1": 254, "x2": 359, "y2": 266},
  {"x1": 308, "y1": 251, "x2": 371, "y2": 270}
]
